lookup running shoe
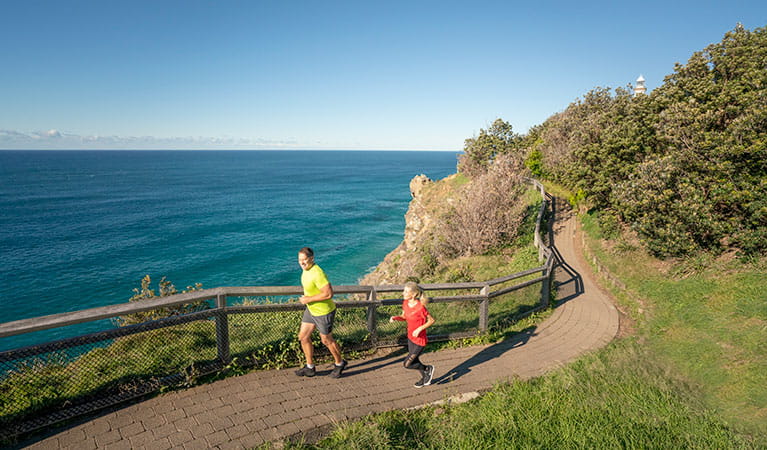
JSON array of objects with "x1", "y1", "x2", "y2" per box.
[
  {"x1": 329, "y1": 360, "x2": 348, "y2": 378},
  {"x1": 423, "y1": 365, "x2": 435, "y2": 386},
  {"x1": 295, "y1": 365, "x2": 316, "y2": 377}
]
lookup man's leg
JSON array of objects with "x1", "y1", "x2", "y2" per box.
[
  {"x1": 319, "y1": 333, "x2": 343, "y2": 365},
  {"x1": 298, "y1": 321, "x2": 316, "y2": 366},
  {"x1": 322, "y1": 333, "x2": 348, "y2": 378}
]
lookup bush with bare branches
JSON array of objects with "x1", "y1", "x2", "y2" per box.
[{"x1": 438, "y1": 153, "x2": 528, "y2": 257}]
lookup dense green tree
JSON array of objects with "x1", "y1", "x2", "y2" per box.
[
  {"x1": 571, "y1": 87, "x2": 657, "y2": 209},
  {"x1": 614, "y1": 155, "x2": 722, "y2": 255},
  {"x1": 458, "y1": 118, "x2": 521, "y2": 177},
  {"x1": 521, "y1": 124, "x2": 546, "y2": 177},
  {"x1": 534, "y1": 111, "x2": 579, "y2": 182},
  {"x1": 528, "y1": 24, "x2": 766, "y2": 256},
  {"x1": 642, "y1": 25, "x2": 767, "y2": 254}
]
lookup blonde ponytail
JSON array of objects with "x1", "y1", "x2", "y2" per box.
[{"x1": 404, "y1": 281, "x2": 429, "y2": 305}]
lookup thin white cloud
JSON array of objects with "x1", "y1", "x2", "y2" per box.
[{"x1": 0, "y1": 129, "x2": 305, "y2": 150}]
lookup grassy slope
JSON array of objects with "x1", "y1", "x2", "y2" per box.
[
  {"x1": 579, "y1": 211, "x2": 767, "y2": 439},
  {"x1": 296, "y1": 341, "x2": 755, "y2": 450}
]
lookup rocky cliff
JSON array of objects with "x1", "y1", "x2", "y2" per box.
[{"x1": 360, "y1": 173, "x2": 463, "y2": 285}]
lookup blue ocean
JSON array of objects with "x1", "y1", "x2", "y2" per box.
[{"x1": 0, "y1": 150, "x2": 459, "y2": 350}]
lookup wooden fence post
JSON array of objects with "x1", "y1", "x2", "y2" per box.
[
  {"x1": 215, "y1": 293, "x2": 231, "y2": 365},
  {"x1": 540, "y1": 256, "x2": 552, "y2": 308},
  {"x1": 367, "y1": 288, "x2": 378, "y2": 349},
  {"x1": 535, "y1": 198, "x2": 548, "y2": 263},
  {"x1": 479, "y1": 285, "x2": 489, "y2": 332}
]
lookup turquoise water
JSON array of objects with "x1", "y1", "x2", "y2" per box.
[{"x1": 0, "y1": 150, "x2": 458, "y2": 350}]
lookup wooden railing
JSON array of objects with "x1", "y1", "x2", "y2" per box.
[{"x1": 0, "y1": 269, "x2": 552, "y2": 347}]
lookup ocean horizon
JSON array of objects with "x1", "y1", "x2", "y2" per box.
[{"x1": 0, "y1": 150, "x2": 459, "y2": 350}]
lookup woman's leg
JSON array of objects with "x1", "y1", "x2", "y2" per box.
[{"x1": 404, "y1": 340, "x2": 426, "y2": 372}]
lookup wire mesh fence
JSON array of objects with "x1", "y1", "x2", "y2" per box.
[
  {"x1": 488, "y1": 283, "x2": 543, "y2": 332},
  {"x1": 0, "y1": 308, "x2": 223, "y2": 439}
]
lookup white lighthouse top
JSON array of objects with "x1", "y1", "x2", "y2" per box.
[{"x1": 634, "y1": 74, "x2": 647, "y2": 96}]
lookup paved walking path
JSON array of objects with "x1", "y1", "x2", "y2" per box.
[{"x1": 23, "y1": 199, "x2": 620, "y2": 449}]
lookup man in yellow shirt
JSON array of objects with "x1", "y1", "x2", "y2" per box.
[{"x1": 295, "y1": 247, "x2": 348, "y2": 378}]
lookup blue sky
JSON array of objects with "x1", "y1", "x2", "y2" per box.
[{"x1": 1, "y1": 1, "x2": 765, "y2": 150}]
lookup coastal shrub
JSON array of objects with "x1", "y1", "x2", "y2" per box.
[
  {"x1": 647, "y1": 25, "x2": 767, "y2": 256},
  {"x1": 524, "y1": 146, "x2": 544, "y2": 178},
  {"x1": 415, "y1": 244, "x2": 440, "y2": 278},
  {"x1": 613, "y1": 154, "x2": 722, "y2": 256},
  {"x1": 443, "y1": 264, "x2": 473, "y2": 284},
  {"x1": 534, "y1": 86, "x2": 657, "y2": 210},
  {"x1": 534, "y1": 111, "x2": 578, "y2": 183},
  {"x1": 114, "y1": 275, "x2": 207, "y2": 326},
  {"x1": 595, "y1": 209, "x2": 622, "y2": 240},
  {"x1": 457, "y1": 118, "x2": 521, "y2": 177},
  {"x1": 440, "y1": 153, "x2": 528, "y2": 257}
]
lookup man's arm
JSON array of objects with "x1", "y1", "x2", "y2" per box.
[{"x1": 299, "y1": 283, "x2": 333, "y2": 304}]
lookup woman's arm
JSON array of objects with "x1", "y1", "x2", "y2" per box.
[{"x1": 412, "y1": 312, "x2": 435, "y2": 337}]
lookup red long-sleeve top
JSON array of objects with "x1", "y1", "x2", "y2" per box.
[{"x1": 392, "y1": 299, "x2": 430, "y2": 347}]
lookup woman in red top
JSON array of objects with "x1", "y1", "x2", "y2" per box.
[{"x1": 390, "y1": 282, "x2": 436, "y2": 387}]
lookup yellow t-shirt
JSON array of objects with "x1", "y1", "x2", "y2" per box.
[{"x1": 301, "y1": 264, "x2": 335, "y2": 316}]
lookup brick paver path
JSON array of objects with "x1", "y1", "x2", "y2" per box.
[{"x1": 23, "y1": 199, "x2": 620, "y2": 449}]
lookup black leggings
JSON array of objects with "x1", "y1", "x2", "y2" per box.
[{"x1": 404, "y1": 340, "x2": 426, "y2": 372}]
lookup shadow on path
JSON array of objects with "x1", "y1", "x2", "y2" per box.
[
  {"x1": 342, "y1": 348, "x2": 408, "y2": 377},
  {"x1": 434, "y1": 326, "x2": 537, "y2": 384},
  {"x1": 547, "y1": 195, "x2": 584, "y2": 305},
  {"x1": 550, "y1": 244, "x2": 584, "y2": 305}
]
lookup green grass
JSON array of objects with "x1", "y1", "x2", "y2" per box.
[
  {"x1": 579, "y1": 211, "x2": 767, "y2": 438},
  {"x1": 285, "y1": 340, "x2": 758, "y2": 449}
]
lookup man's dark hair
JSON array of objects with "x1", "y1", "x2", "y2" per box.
[{"x1": 299, "y1": 247, "x2": 314, "y2": 257}]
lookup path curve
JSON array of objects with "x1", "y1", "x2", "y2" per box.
[{"x1": 24, "y1": 199, "x2": 620, "y2": 449}]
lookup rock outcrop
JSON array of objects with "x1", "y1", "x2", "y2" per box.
[
  {"x1": 409, "y1": 174, "x2": 431, "y2": 198},
  {"x1": 361, "y1": 173, "x2": 461, "y2": 285}
]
